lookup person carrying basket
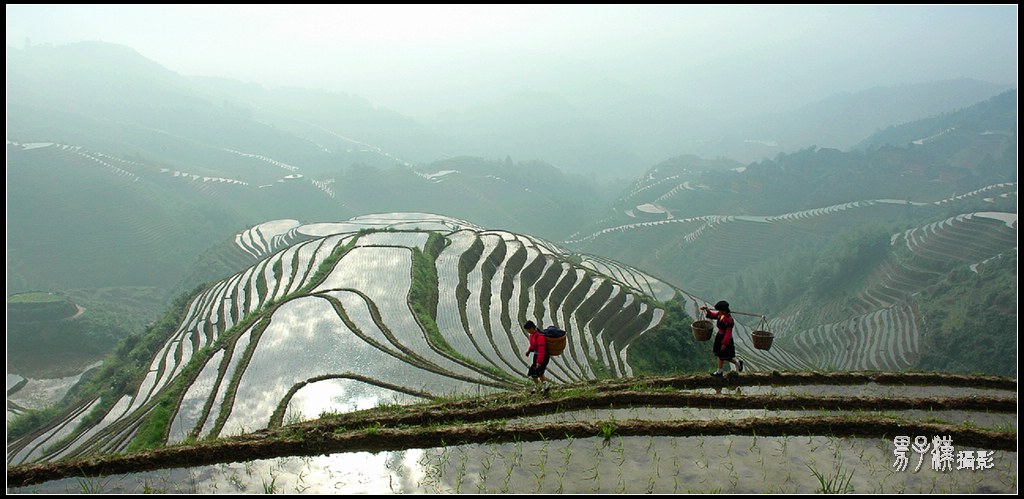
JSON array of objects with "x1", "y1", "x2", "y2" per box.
[{"x1": 701, "y1": 300, "x2": 744, "y2": 377}]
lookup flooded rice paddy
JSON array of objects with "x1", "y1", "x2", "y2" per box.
[{"x1": 9, "y1": 381, "x2": 1017, "y2": 494}]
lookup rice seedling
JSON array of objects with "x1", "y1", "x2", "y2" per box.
[
  {"x1": 650, "y1": 447, "x2": 662, "y2": 478},
  {"x1": 560, "y1": 437, "x2": 574, "y2": 467},
  {"x1": 807, "y1": 460, "x2": 855, "y2": 494},
  {"x1": 722, "y1": 460, "x2": 735, "y2": 474},
  {"x1": 261, "y1": 474, "x2": 277, "y2": 494},
  {"x1": 176, "y1": 469, "x2": 200, "y2": 494},
  {"x1": 416, "y1": 449, "x2": 441, "y2": 491},
  {"x1": 141, "y1": 479, "x2": 163, "y2": 494},
  {"x1": 511, "y1": 439, "x2": 524, "y2": 467},
  {"x1": 477, "y1": 451, "x2": 494, "y2": 493},
  {"x1": 454, "y1": 450, "x2": 469, "y2": 493},
  {"x1": 585, "y1": 441, "x2": 604, "y2": 491},
  {"x1": 284, "y1": 409, "x2": 305, "y2": 426},
  {"x1": 612, "y1": 436, "x2": 626, "y2": 466},
  {"x1": 529, "y1": 443, "x2": 548, "y2": 493},
  {"x1": 600, "y1": 420, "x2": 617, "y2": 441},
  {"x1": 997, "y1": 465, "x2": 1017, "y2": 488},
  {"x1": 554, "y1": 451, "x2": 569, "y2": 494},
  {"x1": 500, "y1": 448, "x2": 516, "y2": 494},
  {"x1": 72, "y1": 472, "x2": 111, "y2": 494},
  {"x1": 780, "y1": 469, "x2": 793, "y2": 489}
]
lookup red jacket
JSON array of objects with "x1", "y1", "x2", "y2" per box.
[
  {"x1": 527, "y1": 330, "x2": 547, "y2": 365},
  {"x1": 707, "y1": 310, "x2": 734, "y2": 347}
]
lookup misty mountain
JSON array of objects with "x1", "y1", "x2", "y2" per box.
[
  {"x1": 688, "y1": 78, "x2": 1014, "y2": 164},
  {"x1": 7, "y1": 41, "x2": 1011, "y2": 181},
  {"x1": 853, "y1": 89, "x2": 1017, "y2": 152},
  {"x1": 411, "y1": 59, "x2": 1011, "y2": 177},
  {"x1": 589, "y1": 90, "x2": 1017, "y2": 222},
  {"x1": 185, "y1": 77, "x2": 455, "y2": 170},
  {"x1": 6, "y1": 42, "x2": 436, "y2": 181},
  {"x1": 6, "y1": 41, "x2": 612, "y2": 298},
  {"x1": 566, "y1": 93, "x2": 1017, "y2": 375},
  {"x1": 5, "y1": 42, "x2": 202, "y2": 121},
  {"x1": 424, "y1": 88, "x2": 718, "y2": 182}
]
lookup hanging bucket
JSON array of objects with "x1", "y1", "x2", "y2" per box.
[
  {"x1": 692, "y1": 320, "x2": 713, "y2": 341},
  {"x1": 751, "y1": 316, "x2": 773, "y2": 351}
]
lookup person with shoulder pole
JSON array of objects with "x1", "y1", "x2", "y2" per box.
[{"x1": 700, "y1": 300, "x2": 744, "y2": 377}]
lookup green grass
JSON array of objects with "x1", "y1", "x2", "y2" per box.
[
  {"x1": 127, "y1": 399, "x2": 178, "y2": 453},
  {"x1": 600, "y1": 421, "x2": 617, "y2": 440}
]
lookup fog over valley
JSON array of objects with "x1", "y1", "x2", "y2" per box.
[{"x1": 6, "y1": 5, "x2": 1018, "y2": 177}]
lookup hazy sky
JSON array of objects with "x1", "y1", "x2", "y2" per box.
[{"x1": 5, "y1": 4, "x2": 1018, "y2": 119}]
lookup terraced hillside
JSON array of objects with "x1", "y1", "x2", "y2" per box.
[
  {"x1": 567, "y1": 179, "x2": 1017, "y2": 374},
  {"x1": 5, "y1": 139, "x2": 318, "y2": 294},
  {"x1": 7, "y1": 213, "x2": 707, "y2": 466},
  {"x1": 7, "y1": 138, "x2": 606, "y2": 299}
]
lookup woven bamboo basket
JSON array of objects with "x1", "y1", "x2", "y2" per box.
[
  {"x1": 751, "y1": 330, "x2": 774, "y2": 350},
  {"x1": 751, "y1": 316, "x2": 773, "y2": 350},
  {"x1": 691, "y1": 320, "x2": 713, "y2": 341},
  {"x1": 545, "y1": 335, "x2": 567, "y2": 356}
]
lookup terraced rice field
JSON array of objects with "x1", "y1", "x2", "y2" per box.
[
  {"x1": 8, "y1": 209, "x2": 1015, "y2": 493},
  {"x1": 568, "y1": 182, "x2": 1017, "y2": 374},
  {"x1": 7, "y1": 214, "x2": 694, "y2": 467},
  {"x1": 7, "y1": 373, "x2": 1016, "y2": 494}
]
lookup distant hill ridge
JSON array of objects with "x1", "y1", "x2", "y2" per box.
[
  {"x1": 7, "y1": 292, "x2": 78, "y2": 322},
  {"x1": 6, "y1": 41, "x2": 1013, "y2": 178}
]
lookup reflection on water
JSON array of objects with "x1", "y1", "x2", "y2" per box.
[
  {"x1": 6, "y1": 362, "x2": 103, "y2": 424},
  {"x1": 287, "y1": 378, "x2": 419, "y2": 422},
  {"x1": 10, "y1": 434, "x2": 1016, "y2": 494}
]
